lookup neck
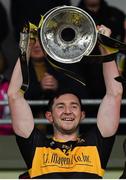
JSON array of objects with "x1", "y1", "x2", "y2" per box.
[{"x1": 53, "y1": 131, "x2": 78, "y2": 142}]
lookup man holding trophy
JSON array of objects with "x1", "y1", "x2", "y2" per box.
[{"x1": 8, "y1": 6, "x2": 123, "y2": 179}]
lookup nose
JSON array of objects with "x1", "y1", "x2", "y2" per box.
[
  {"x1": 64, "y1": 106, "x2": 72, "y2": 114},
  {"x1": 34, "y1": 39, "x2": 40, "y2": 46}
]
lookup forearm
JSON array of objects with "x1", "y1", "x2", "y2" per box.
[
  {"x1": 7, "y1": 59, "x2": 23, "y2": 98},
  {"x1": 97, "y1": 61, "x2": 123, "y2": 137},
  {"x1": 98, "y1": 24, "x2": 123, "y2": 96},
  {"x1": 103, "y1": 61, "x2": 123, "y2": 96},
  {"x1": 8, "y1": 59, "x2": 34, "y2": 138},
  {"x1": 97, "y1": 25, "x2": 123, "y2": 137}
]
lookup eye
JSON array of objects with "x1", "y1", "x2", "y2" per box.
[
  {"x1": 57, "y1": 104, "x2": 64, "y2": 109},
  {"x1": 71, "y1": 105, "x2": 78, "y2": 109}
]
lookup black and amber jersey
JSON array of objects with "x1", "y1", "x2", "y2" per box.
[{"x1": 16, "y1": 125, "x2": 115, "y2": 179}]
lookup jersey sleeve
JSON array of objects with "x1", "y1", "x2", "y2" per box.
[
  {"x1": 15, "y1": 127, "x2": 46, "y2": 168},
  {"x1": 95, "y1": 126, "x2": 115, "y2": 169}
]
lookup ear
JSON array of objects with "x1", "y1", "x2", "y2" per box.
[
  {"x1": 45, "y1": 111, "x2": 53, "y2": 123},
  {"x1": 81, "y1": 111, "x2": 86, "y2": 121}
]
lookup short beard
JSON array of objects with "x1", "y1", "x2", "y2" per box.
[{"x1": 53, "y1": 123, "x2": 79, "y2": 135}]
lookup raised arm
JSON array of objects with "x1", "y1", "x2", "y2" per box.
[
  {"x1": 7, "y1": 59, "x2": 34, "y2": 138},
  {"x1": 97, "y1": 25, "x2": 123, "y2": 137}
]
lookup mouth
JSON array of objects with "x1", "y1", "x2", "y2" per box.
[
  {"x1": 61, "y1": 117, "x2": 74, "y2": 121},
  {"x1": 34, "y1": 48, "x2": 42, "y2": 52}
]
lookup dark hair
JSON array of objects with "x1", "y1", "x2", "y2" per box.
[{"x1": 47, "y1": 89, "x2": 83, "y2": 111}]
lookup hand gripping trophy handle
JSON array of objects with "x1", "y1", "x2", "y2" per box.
[{"x1": 19, "y1": 24, "x2": 30, "y2": 93}]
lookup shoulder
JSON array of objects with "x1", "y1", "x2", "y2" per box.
[
  {"x1": 80, "y1": 125, "x2": 115, "y2": 145},
  {"x1": 16, "y1": 127, "x2": 46, "y2": 143}
]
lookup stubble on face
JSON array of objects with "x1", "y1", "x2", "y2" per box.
[{"x1": 51, "y1": 94, "x2": 83, "y2": 136}]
